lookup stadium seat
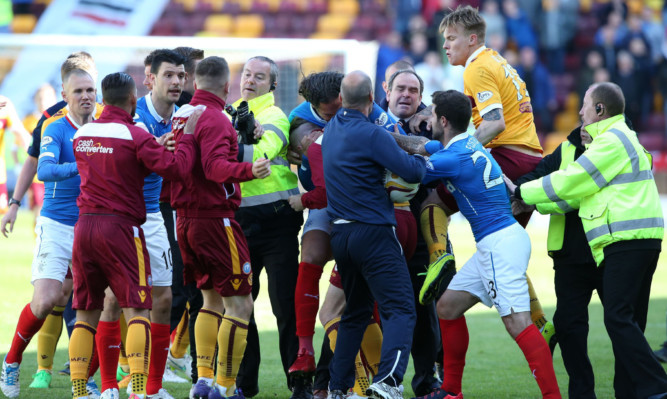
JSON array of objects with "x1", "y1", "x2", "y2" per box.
[
  {"x1": 203, "y1": 14, "x2": 233, "y2": 35},
  {"x1": 300, "y1": 55, "x2": 331, "y2": 74},
  {"x1": 11, "y1": 14, "x2": 37, "y2": 33},
  {"x1": 174, "y1": 0, "x2": 198, "y2": 12},
  {"x1": 304, "y1": 0, "x2": 328, "y2": 14},
  {"x1": 221, "y1": 0, "x2": 242, "y2": 14},
  {"x1": 233, "y1": 14, "x2": 264, "y2": 37},
  {"x1": 646, "y1": 113, "x2": 666, "y2": 131},
  {"x1": 310, "y1": 31, "x2": 344, "y2": 40},
  {"x1": 278, "y1": 0, "x2": 302, "y2": 13},
  {"x1": 329, "y1": 0, "x2": 359, "y2": 16},
  {"x1": 638, "y1": 132, "x2": 664, "y2": 152},
  {"x1": 198, "y1": 0, "x2": 224, "y2": 12},
  {"x1": 295, "y1": 14, "x2": 318, "y2": 35},
  {"x1": 543, "y1": 132, "x2": 568, "y2": 155},
  {"x1": 315, "y1": 13, "x2": 354, "y2": 36}
]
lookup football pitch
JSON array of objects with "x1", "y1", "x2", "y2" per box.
[{"x1": 0, "y1": 210, "x2": 666, "y2": 398}]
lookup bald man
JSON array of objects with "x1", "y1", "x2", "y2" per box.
[{"x1": 321, "y1": 71, "x2": 427, "y2": 399}]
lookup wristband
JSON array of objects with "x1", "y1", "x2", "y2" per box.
[{"x1": 8, "y1": 198, "x2": 21, "y2": 207}]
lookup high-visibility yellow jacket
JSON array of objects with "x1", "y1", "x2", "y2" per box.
[
  {"x1": 233, "y1": 92, "x2": 299, "y2": 207},
  {"x1": 520, "y1": 114, "x2": 664, "y2": 265}
]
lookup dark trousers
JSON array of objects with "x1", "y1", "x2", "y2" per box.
[
  {"x1": 161, "y1": 202, "x2": 203, "y2": 382},
  {"x1": 601, "y1": 242, "x2": 667, "y2": 398},
  {"x1": 553, "y1": 261, "x2": 603, "y2": 399},
  {"x1": 236, "y1": 207, "x2": 302, "y2": 392},
  {"x1": 408, "y1": 250, "x2": 441, "y2": 395},
  {"x1": 329, "y1": 222, "x2": 415, "y2": 391},
  {"x1": 313, "y1": 335, "x2": 333, "y2": 391}
]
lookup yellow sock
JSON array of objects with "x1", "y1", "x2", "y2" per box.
[
  {"x1": 37, "y1": 305, "x2": 65, "y2": 371},
  {"x1": 324, "y1": 317, "x2": 340, "y2": 353},
  {"x1": 351, "y1": 353, "x2": 370, "y2": 396},
  {"x1": 195, "y1": 308, "x2": 222, "y2": 380},
  {"x1": 420, "y1": 204, "x2": 450, "y2": 263},
  {"x1": 119, "y1": 312, "x2": 129, "y2": 372},
  {"x1": 527, "y1": 275, "x2": 547, "y2": 328},
  {"x1": 171, "y1": 308, "x2": 190, "y2": 358},
  {"x1": 126, "y1": 316, "x2": 151, "y2": 394},
  {"x1": 360, "y1": 319, "x2": 383, "y2": 376},
  {"x1": 72, "y1": 378, "x2": 87, "y2": 398},
  {"x1": 69, "y1": 321, "x2": 95, "y2": 391},
  {"x1": 216, "y1": 316, "x2": 249, "y2": 390}
]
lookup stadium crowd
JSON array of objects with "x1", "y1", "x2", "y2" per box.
[{"x1": 0, "y1": 2, "x2": 666, "y2": 399}]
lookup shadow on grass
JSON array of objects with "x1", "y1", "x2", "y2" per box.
[{"x1": 12, "y1": 298, "x2": 667, "y2": 399}]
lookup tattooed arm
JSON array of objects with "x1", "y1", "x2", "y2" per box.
[
  {"x1": 473, "y1": 108, "x2": 506, "y2": 146},
  {"x1": 390, "y1": 131, "x2": 430, "y2": 155}
]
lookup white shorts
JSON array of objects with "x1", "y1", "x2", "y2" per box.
[
  {"x1": 448, "y1": 223, "x2": 531, "y2": 317},
  {"x1": 142, "y1": 212, "x2": 172, "y2": 287},
  {"x1": 31, "y1": 216, "x2": 73, "y2": 284},
  {"x1": 302, "y1": 208, "x2": 332, "y2": 237}
]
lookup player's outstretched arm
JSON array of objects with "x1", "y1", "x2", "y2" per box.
[
  {"x1": 37, "y1": 126, "x2": 78, "y2": 182},
  {"x1": 390, "y1": 131, "x2": 430, "y2": 156},
  {"x1": 474, "y1": 108, "x2": 506, "y2": 146},
  {"x1": 136, "y1": 109, "x2": 202, "y2": 181}
]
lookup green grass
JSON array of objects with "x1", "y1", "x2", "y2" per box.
[{"x1": 0, "y1": 210, "x2": 666, "y2": 398}]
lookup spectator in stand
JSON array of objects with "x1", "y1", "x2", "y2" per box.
[
  {"x1": 504, "y1": 48, "x2": 519, "y2": 68},
  {"x1": 539, "y1": 0, "x2": 579, "y2": 75},
  {"x1": 658, "y1": 56, "x2": 667, "y2": 137},
  {"x1": 426, "y1": 0, "x2": 455, "y2": 51},
  {"x1": 415, "y1": 52, "x2": 445, "y2": 105},
  {"x1": 395, "y1": 0, "x2": 422, "y2": 35},
  {"x1": 595, "y1": 25, "x2": 620, "y2": 77},
  {"x1": 623, "y1": 14, "x2": 652, "y2": 54},
  {"x1": 503, "y1": 0, "x2": 539, "y2": 51},
  {"x1": 577, "y1": 50, "x2": 605, "y2": 101},
  {"x1": 592, "y1": 67, "x2": 611, "y2": 84},
  {"x1": 613, "y1": 50, "x2": 641, "y2": 129},
  {"x1": 375, "y1": 31, "x2": 408, "y2": 101},
  {"x1": 594, "y1": 10, "x2": 629, "y2": 49},
  {"x1": 627, "y1": 37, "x2": 654, "y2": 126},
  {"x1": 641, "y1": 6, "x2": 664, "y2": 63},
  {"x1": 486, "y1": 32, "x2": 507, "y2": 55},
  {"x1": 480, "y1": 1, "x2": 505, "y2": 50},
  {"x1": 515, "y1": 0, "x2": 541, "y2": 28},
  {"x1": 408, "y1": 32, "x2": 429, "y2": 65},
  {"x1": 516, "y1": 46, "x2": 557, "y2": 133}
]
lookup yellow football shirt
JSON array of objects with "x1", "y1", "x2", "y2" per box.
[{"x1": 463, "y1": 46, "x2": 542, "y2": 153}]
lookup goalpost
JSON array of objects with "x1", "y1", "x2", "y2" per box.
[{"x1": 0, "y1": 34, "x2": 379, "y2": 118}]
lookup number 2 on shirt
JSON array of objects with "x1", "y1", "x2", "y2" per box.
[{"x1": 471, "y1": 150, "x2": 503, "y2": 189}]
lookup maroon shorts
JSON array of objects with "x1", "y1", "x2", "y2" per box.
[
  {"x1": 72, "y1": 215, "x2": 152, "y2": 311},
  {"x1": 394, "y1": 208, "x2": 417, "y2": 262},
  {"x1": 177, "y1": 217, "x2": 252, "y2": 297},
  {"x1": 329, "y1": 264, "x2": 342, "y2": 289},
  {"x1": 489, "y1": 147, "x2": 542, "y2": 227},
  {"x1": 30, "y1": 182, "x2": 44, "y2": 209}
]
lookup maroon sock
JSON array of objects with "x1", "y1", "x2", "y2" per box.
[
  {"x1": 439, "y1": 317, "x2": 468, "y2": 394},
  {"x1": 516, "y1": 324, "x2": 561, "y2": 399}
]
